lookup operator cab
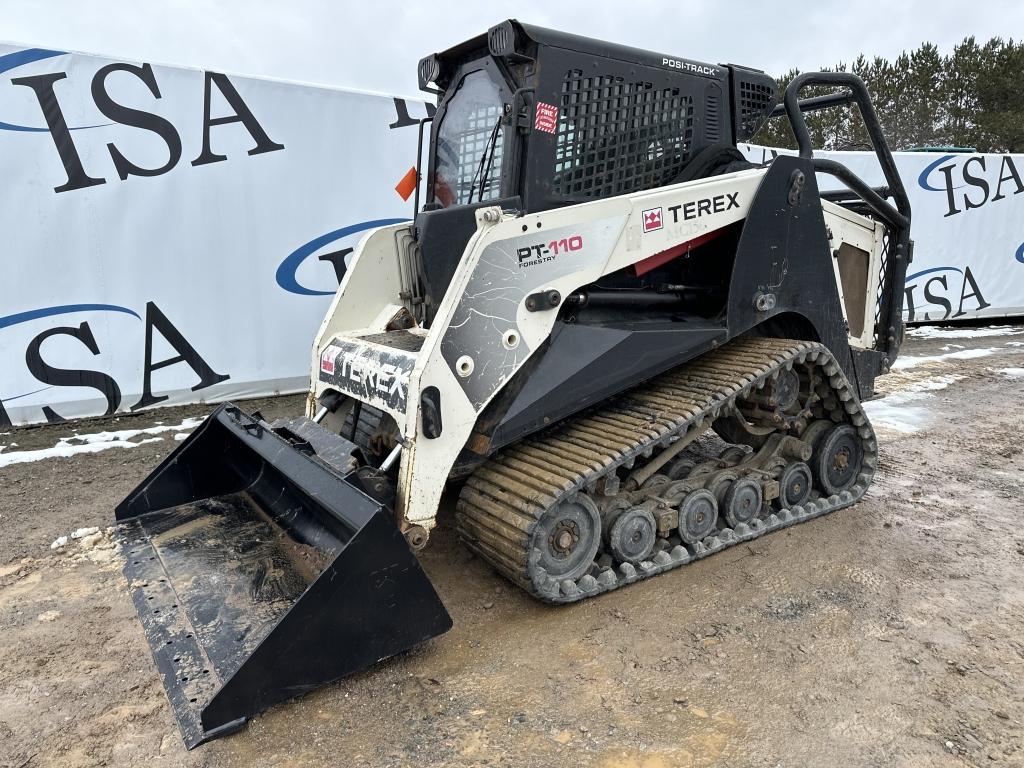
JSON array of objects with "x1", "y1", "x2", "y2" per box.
[{"x1": 412, "y1": 20, "x2": 778, "y2": 320}]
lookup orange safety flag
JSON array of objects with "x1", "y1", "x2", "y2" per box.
[{"x1": 395, "y1": 167, "x2": 418, "y2": 201}]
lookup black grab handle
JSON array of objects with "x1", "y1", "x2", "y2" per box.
[
  {"x1": 782, "y1": 71, "x2": 912, "y2": 366},
  {"x1": 783, "y1": 72, "x2": 911, "y2": 230}
]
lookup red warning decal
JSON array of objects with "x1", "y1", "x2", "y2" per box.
[{"x1": 534, "y1": 102, "x2": 559, "y2": 134}]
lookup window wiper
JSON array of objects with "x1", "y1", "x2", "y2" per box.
[{"x1": 467, "y1": 117, "x2": 502, "y2": 204}]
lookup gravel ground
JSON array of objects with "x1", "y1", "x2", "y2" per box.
[{"x1": 1, "y1": 326, "x2": 1023, "y2": 768}]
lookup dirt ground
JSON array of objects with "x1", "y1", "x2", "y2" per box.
[{"x1": 2, "y1": 326, "x2": 1024, "y2": 768}]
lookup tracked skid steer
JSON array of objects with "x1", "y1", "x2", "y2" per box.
[{"x1": 115, "y1": 20, "x2": 912, "y2": 747}]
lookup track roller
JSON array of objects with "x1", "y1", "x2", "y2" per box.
[
  {"x1": 530, "y1": 496, "x2": 601, "y2": 581},
  {"x1": 605, "y1": 503, "x2": 657, "y2": 564},
  {"x1": 721, "y1": 477, "x2": 763, "y2": 527},
  {"x1": 678, "y1": 489, "x2": 719, "y2": 543}
]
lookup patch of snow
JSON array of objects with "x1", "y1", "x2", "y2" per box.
[
  {"x1": 50, "y1": 536, "x2": 68, "y2": 549},
  {"x1": 70, "y1": 527, "x2": 100, "y2": 539},
  {"x1": 174, "y1": 433, "x2": 190, "y2": 441},
  {"x1": 863, "y1": 400, "x2": 931, "y2": 433},
  {"x1": 892, "y1": 347, "x2": 998, "y2": 370},
  {"x1": 59, "y1": 416, "x2": 204, "y2": 445},
  {"x1": 1008, "y1": 341, "x2": 1024, "y2": 347},
  {"x1": 0, "y1": 416, "x2": 203, "y2": 469},
  {"x1": 0, "y1": 436, "x2": 163, "y2": 468},
  {"x1": 907, "y1": 325, "x2": 1023, "y2": 340},
  {"x1": 997, "y1": 367, "x2": 1024, "y2": 379},
  {"x1": 939, "y1": 344, "x2": 965, "y2": 352},
  {"x1": 901, "y1": 375, "x2": 963, "y2": 394},
  {"x1": 863, "y1": 375, "x2": 963, "y2": 434}
]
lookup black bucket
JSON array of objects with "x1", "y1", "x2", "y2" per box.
[{"x1": 115, "y1": 404, "x2": 452, "y2": 748}]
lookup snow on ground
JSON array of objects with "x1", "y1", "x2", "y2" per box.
[
  {"x1": 58, "y1": 417, "x2": 204, "y2": 446},
  {"x1": 0, "y1": 436, "x2": 166, "y2": 468},
  {"x1": 892, "y1": 347, "x2": 998, "y2": 370},
  {"x1": 907, "y1": 325, "x2": 1023, "y2": 340},
  {"x1": 50, "y1": 527, "x2": 100, "y2": 550},
  {"x1": 49, "y1": 526, "x2": 117, "y2": 563},
  {"x1": 863, "y1": 375, "x2": 963, "y2": 433},
  {"x1": 997, "y1": 368, "x2": 1024, "y2": 379},
  {"x1": 0, "y1": 416, "x2": 203, "y2": 468}
]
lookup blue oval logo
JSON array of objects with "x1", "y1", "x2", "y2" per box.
[
  {"x1": 276, "y1": 219, "x2": 407, "y2": 296},
  {"x1": 917, "y1": 154, "x2": 965, "y2": 193},
  {"x1": 905, "y1": 266, "x2": 963, "y2": 285},
  {"x1": 1016, "y1": 242, "x2": 1024, "y2": 264},
  {"x1": 1, "y1": 385, "x2": 52, "y2": 404},
  {"x1": 0, "y1": 303, "x2": 140, "y2": 330},
  {"x1": 0, "y1": 48, "x2": 109, "y2": 132}
]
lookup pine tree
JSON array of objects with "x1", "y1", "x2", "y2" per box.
[
  {"x1": 975, "y1": 38, "x2": 1024, "y2": 152},
  {"x1": 940, "y1": 37, "x2": 982, "y2": 148},
  {"x1": 748, "y1": 36, "x2": 1024, "y2": 152}
]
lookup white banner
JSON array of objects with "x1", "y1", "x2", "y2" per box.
[
  {"x1": 0, "y1": 44, "x2": 428, "y2": 426},
  {"x1": 740, "y1": 144, "x2": 1024, "y2": 325},
  {"x1": 2, "y1": 43, "x2": 1022, "y2": 427}
]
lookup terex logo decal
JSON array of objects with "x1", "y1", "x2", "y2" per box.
[
  {"x1": 642, "y1": 207, "x2": 663, "y2": 232},
  {"x1": 667, "y1": 192, "x2": 740, "y2": 222},
  {"x1": 0, "y1": 302, "x2": 228, "y2": 427},
  {"x1": 320, "y1": 345, "x2": 341, "y2": 375},
  {"x1": 1016, "y1": 241, "x2": 1024, "y2": 265},
  {"x1": 917, "y1": 153, "x2": 1024, "y2": 217},
  {"x1": 318, "y1": 339, "x2": 412, "y2": 411},
  {"x1": 2, "y1": 47, "x2": 284, "y2": 193},
  {"x1": 276, "y1": 219, "x2": 407, "y2": 296},
  {"x1": 903, "y1": 266, "x2": 990, "y2": 323}
]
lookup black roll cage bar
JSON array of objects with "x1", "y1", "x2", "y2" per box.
[{"x1": 777, "y1": 72, "x2": 912, "y2": 363}]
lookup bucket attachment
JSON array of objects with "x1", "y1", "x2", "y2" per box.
[{"x1": 114, "y1": 404, "x2": 452, "y2": 748}]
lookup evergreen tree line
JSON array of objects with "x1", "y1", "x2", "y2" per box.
[{"x1": 752, "y1": 37, "x2": 1024, "y2": 153}]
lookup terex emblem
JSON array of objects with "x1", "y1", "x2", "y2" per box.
[
  {"x1": 642, "y1": 207, "x2": 663, "y2": 232},
  {"x1": 318, "y1": 339, "x2": 414, "y2": 411},
  {"x1": 320, "y1": 344, "x2": 341, "y2": 374}
]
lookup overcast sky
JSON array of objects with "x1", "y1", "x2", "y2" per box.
[{"x1": 2, "y1": 0, "x2": 1021, "y2": 97}]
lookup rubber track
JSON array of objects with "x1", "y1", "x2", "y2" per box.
[{"x1": 455, "y1": 337, "x2": 877, "y2": 603}]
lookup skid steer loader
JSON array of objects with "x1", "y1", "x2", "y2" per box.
[{"x1": 115, "y1": 20, "x2": 911, "y2": 747}]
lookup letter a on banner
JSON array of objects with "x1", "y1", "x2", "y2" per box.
[
  {"x1": 192, "y1": 72, "x2": 285, "y2": 166},
  {"x1": 131, "y1": 302, "x2": 229, "y2": 410}
]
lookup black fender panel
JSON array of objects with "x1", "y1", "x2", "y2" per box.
[
  {"x1": 725, "y1": 155, "x2": 878, "y2": 396},
  {"x1": 489, "y1": 319, "x2": 726, "y2": 452}
]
